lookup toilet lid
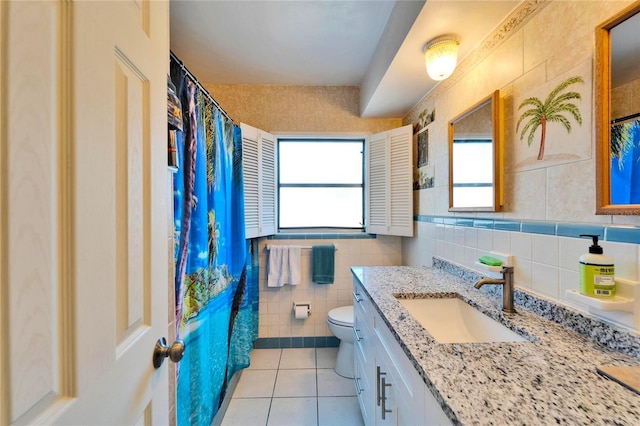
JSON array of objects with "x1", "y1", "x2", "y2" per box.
[{"x1": 328, "y1": 306, "x2": 353, "y2": 327}]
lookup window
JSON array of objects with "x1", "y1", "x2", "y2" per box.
[
  {"x1": 278, "y1": 138, "x2": 364, "y2": 230},
  {"x1": 452, "y1": 138, "x2": 494, "y2": 208}
]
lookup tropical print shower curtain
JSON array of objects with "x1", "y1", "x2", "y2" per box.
[{"x1": 170, "y1": 60, "x2": 258, "y2": 425}]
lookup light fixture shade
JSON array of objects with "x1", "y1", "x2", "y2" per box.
[{"x1": 424, "y1": 39, "x2": 459, "y2": 81}]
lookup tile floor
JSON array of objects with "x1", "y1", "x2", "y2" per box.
[{"x1": 221, "y1": 348, "x2": 364, "y2": 426}]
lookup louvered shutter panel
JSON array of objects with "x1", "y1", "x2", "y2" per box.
[
  {"x1": 241, "y1": 123, "x2": 260, "y2": 238},
  {"x1": 367, "y1": 131, "x2": 389, "y2": 234},
  {"x1": 388, "y1": 125, "x2": 413, "y2": 236},
  {"x1": 366, "y1": 125, "x2": 413, "y2": 237},
  {"x1": 259, "y1": 131, "x2": 276, "y2": 236}
]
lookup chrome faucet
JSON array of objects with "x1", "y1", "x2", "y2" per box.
[{"x1": 474, "y1": 266, "x2": 516, "y2": 313}]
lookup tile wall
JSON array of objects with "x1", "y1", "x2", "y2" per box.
[
  {"x1": 403, "y1": 216, "x2": 640, "y2": 329},
  {"x1": 401, "y1": 0, "x2": 640, "y2": 333},
  {"x1": 257, "y1": 235, "x2": 402, "y2": 340}
]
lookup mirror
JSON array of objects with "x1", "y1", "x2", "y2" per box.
[
  {"x1": 449, "y1": 90, "x2": 502, "y2": 212},
  {"x1": 596, "y1": 2, "x2": 640, "y2": 214}
]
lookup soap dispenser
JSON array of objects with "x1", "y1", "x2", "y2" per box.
[{"x1": 579, "y1": 234, "x2": 615, "y2": 298}]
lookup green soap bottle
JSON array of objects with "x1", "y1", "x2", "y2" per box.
[{"x1": 579, "y1": 234, "x2": 615, "y2": 298}]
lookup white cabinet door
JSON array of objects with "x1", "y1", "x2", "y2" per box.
[
  {"x1": 353, "y1": 278, "x2": 451, "y2": 426},
  {"x1": 354, "y1": 282, "x2": 376, "y2": 426},
  {"x1": 1, "y1": 1, "x2": 169, "y2": 424},
  {"x1": 374, "y1": 356, "x2": 398, "y2": 426},
  {"x1": 354, "y1": 346, "x2": 375, "y2": 426}
]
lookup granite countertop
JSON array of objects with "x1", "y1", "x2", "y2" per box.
[{"x1": 351, "y1": 261, "x2": 640, "y2": 425}]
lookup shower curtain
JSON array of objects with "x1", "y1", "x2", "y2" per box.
[{"x1": 171, "y1": 60, "x2": 258, "y2": 425}]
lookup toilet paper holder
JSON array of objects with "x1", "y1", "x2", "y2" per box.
[{"x1": 292, "y1": 302, "x2": 311, "y2": 317}]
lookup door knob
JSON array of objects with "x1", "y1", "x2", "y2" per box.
[{"x1": 153, "y1": 337, "x2": 185, "y2": 368}]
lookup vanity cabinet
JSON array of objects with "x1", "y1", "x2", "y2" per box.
[
  {"x1": 353, "y1": 279, "x2": 452, "y2": 426},
  {"x1": 353, "y1": 284, "x2": 376, "y2": 425}
]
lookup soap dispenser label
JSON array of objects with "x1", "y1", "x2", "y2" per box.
[{"x1": 580, "y1": 263, "x2": 615, "y2": 298}]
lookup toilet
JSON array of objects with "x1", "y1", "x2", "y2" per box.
[{"x1": 327, "y1": 305, "x2": 355, "y2": 378}]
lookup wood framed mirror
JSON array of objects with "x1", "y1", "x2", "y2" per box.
[
  {"x1": 596, "y1": 1, "x2": 640, "y2": 214},
  {"x1": 448, "y1": 90, "x2": 502, "y2": 212}
]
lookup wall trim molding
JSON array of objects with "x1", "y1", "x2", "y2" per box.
[
  {"x1": 414, "y1": 214, "x2": 640, "y2": 244},
  {"x1": 254, "y1": 336, "x2": 339, "y2": 349}
]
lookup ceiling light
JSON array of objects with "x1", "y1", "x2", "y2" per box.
[{"x1": 424, "y1": 38, "x2": 459, "y2": 81}]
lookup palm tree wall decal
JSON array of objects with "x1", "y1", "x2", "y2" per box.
[{"x1": 516, "y1": 76, "x2": 583, "y2": 160}]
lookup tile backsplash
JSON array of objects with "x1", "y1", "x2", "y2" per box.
[
  {"x1": 403, "y1": 216, "x2": 640, "y2": 330},
  {"x1": 257, "y1": 235, "x2": 401, "y2": 339}
]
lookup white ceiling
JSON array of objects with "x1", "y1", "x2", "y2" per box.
[{"x1": 170, "y1": 0, "x2": 521, "y2": 118}]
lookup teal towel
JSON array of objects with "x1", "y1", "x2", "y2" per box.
[{"x1": 312, "y1": 244, "x2": 335, "y2": 284}]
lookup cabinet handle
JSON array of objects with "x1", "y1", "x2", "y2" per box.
[
  {"x1": 353, "y1": 327, "x2": 362, "y2": 342},
  {"x1": 381, "y1": 376, "x2": 393, "y2": 420},
  {"x1": 376, "y1": 366, "x2": 385, "y2": 406},
  {"x1": 352, "y1": 290, "x2": 363, "y2": 303},
  {"x1": 354, "y1": 377, "x2": 364, "y2": 395}
]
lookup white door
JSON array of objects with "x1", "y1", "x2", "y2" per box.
[{"x1": 0, "y1": 1, "x2": 170, "y2": 424}]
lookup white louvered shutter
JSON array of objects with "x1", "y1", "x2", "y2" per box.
[
  {"x1": 259, "y1": 130, "x2": 276, "y2": 236},
  {"x1": 241, "y1": 123, "x2": 260, "y2": 238},
  {"x1": 367, "y1": 132, "x2": 388, "y2": 234},
  {"x1": 388, "y1": 125, "x2": 413, "y2": 236},
  {"x1": 366, "y1": 124, "x2": 413, "y2": 236},
  {"x1": 241, "y1": 123, "x2": 276, "y2": 238}
]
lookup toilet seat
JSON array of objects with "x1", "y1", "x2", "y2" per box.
[{"x1": 327, "y1": 306, "x2": 353, "y2": 327}]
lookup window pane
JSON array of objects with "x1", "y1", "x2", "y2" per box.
[
  {"x1": 280, "y1": 141, "x2": 363, "y2": 184},
  {"x1": 453, "y1": 187, "x2": 494, "y2": 208},
  {"x1": 279, "y1": 188, "x2": 362, "y2": 228},
  {"x1": 452, "y1": 141, "x2": 493, "y2": 184}
]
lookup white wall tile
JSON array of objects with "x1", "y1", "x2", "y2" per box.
[
  {"x1": 559, "y1": 237, "x2": 585, "y2": 272},
  {"x1": 511, "y1": 232, "x2": 532, "y2": 260},
  {"x1": 444, "y1": 225, "x2": 455, "y2": 243},
  {"x1": 464, "y1": 228, "x2": 478, "y2": 248},
  {"x1": 434, "y1": 239, "x2": 445, "y2": 258},
  {"x1": 464, "y1": 247, "x2": 479, "y2": 270},
  {"x1": 477, "y1": 229, "x2": 493, "y2": 251},
  {"x1": 559, "y1": 269, "x2": 579, "y2": 301},
  {"x1": 442, "y1": 241, "x2": 454, "y2": 261},
  {"x1": 532, "y1": 234, "x2": 559, "y2": 266},
  {"x1": 492, "y1": 231, "x2": 511, "y2": 254},
  {"x1": 259, "y1": 237, "x2": 402, "y2": 338},
  {"x1": 453, "y1": 244, "x2": 465, "y2": 265},
  {"x1": 601, "y1": 241, "x2": 639, "y2": 281},
  {"x1": 425, "y1": 222, "x2": 437, "y2": 239},
  {"x1": 531, "y1": 263, "x2": 559, "y2": 299},
  {"x1": 513, "y1": 258, "x2": 532, "y2": 289},
  {"x1": 454, "y1": 227, "x2": 465, "y2": 246}
]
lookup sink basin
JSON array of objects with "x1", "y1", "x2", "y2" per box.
[{"x1": 396, "y1": 297, "x2": 527, "y2": 343}]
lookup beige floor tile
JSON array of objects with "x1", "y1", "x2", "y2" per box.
[
  {"x1": 273, "y1": 369, "x2": 317, "y2": 397},
  {"x1": 267, "y1": 397, "x2": 317, "y2": 426},
  {"x1": 279, "y1": 348, "x2": 316, "y2": 369},
  {"x1": 233, "y1": 369, "x2": 277, "y2": 398},
  {"x1": 248, "y1": 349, "x2": 282, "y2": 370},
  {"x1": 316, "y1": 347, "x2": 338, "y2": 369},
  {"x1": 318, "y1": 396, "x2": 364, "y2": 426},
  {"x1": 317, "y1": 368, "x2": 356, "y2": 397},
  {"x1": 221, "y1": 398, "x2": 271, "y2": 426}
]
